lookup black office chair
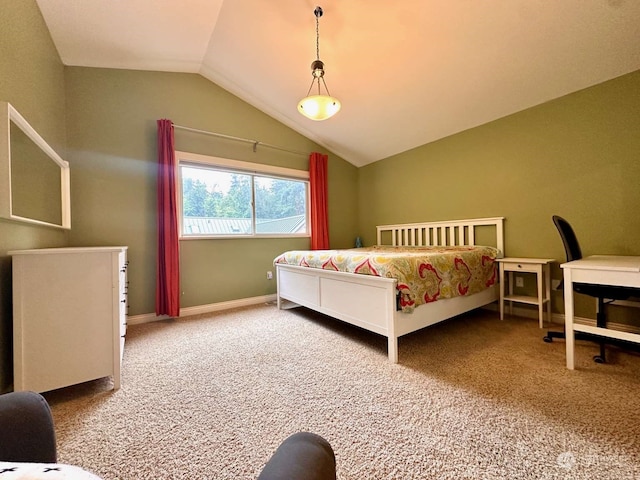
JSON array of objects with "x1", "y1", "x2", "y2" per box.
[{"x1": 544, "y1": 215, "x2": 639, "y2": 363}]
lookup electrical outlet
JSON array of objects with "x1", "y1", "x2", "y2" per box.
[
  {"x1": 515, "y1": 276, "x2": 524, "y2": 288},
  {"x1": 266, "y1": 271, "x2": 273, "y2": 280}
]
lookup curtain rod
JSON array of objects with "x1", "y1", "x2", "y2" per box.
[{"x1": 172, "y1": 123, "x2": 309, "y2": 157}]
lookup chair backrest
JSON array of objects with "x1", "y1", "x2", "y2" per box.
[{"x1": 552, "y1": 215, "x2": 583, "y2": 262}]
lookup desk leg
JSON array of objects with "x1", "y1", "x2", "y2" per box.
[
  {"x1": 563, "y1": 268, "x2": 575, "y2": 370},
  {"x1": 499, "y1": 264, "x2": 505, "y2": 320}
]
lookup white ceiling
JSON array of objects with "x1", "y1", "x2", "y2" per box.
[{"x1": 36, "y1": 0, "x2": 640, "y2": 167}]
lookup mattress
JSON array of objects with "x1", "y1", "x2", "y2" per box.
[{"x1": 274, "y1": 245, "x2": 498, "y2": 312}]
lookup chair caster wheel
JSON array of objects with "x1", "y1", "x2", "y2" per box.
[
  {"x1": 543, "y1": 336, "x2": 552, "y2": 343},
  {"x1": 593, "y1": 355, "x2": 605, "y2": 364}
]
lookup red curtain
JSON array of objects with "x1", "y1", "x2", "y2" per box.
[
  {"x1": 309, "y1": 152, "x2": 330, "y2": 250},
  {"x1": 156, "y1": 119, "x2": 180, "y2": 317}
]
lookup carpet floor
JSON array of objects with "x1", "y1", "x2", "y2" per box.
[{"x1": 43, "y1": 304, "x2": 640, "y2": 479}]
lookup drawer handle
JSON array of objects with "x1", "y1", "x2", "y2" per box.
[{"x1": 517, "y1": 264, "x2": 522, "y2": 268}]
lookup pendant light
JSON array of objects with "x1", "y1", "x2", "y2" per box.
[{"x1": 298, "y1": 6, "x2": 341, "y2": 121}]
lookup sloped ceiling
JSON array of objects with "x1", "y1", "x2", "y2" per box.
[{"x1": 36, "y1": 0, "x2": 640, "y2": 167}]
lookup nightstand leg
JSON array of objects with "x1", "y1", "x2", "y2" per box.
[
  {"x1": 537, "y1": 265, "x2": 544, "y2": 329},
  {"x1": 499, "y1": 263, "x2": 505, "y2": 320},
  {"x1": 508, "y1": 271, "x2": 514, "y2": 316},
  {"x1": 545, "y1": 264, "x2": 551, "y2": 327}
]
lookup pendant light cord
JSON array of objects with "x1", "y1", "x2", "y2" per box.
[{"x1": 316, "y1": 10, "x2": 320, "y2": 61}]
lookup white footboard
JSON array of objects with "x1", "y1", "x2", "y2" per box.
[{"x1": 277, "y1": 264, "x2": 397, "y2": 335}]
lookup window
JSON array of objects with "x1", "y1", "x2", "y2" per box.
[{"x1": 176, "y1": 151, "x2": 310, "y2": 238}]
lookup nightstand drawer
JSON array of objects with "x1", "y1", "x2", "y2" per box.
[{"x1": 501, "y1": 262, "x2": 540, "y2": 273}]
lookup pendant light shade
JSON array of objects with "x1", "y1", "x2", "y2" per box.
[
  {"x1": 298, "y1": 95, "x2": 341, "y2": 121},
  {"x1": 298, "y1": 6, "x2": 341, "y2": 121}
]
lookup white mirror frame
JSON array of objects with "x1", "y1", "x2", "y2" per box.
[{"x1": 0, "y1": 101, "x2": 71, "y2": 229}]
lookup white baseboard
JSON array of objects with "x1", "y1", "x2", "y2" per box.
[
  {"x1": 484, "y1": 303, "x2": 640, "y2": 334},
  {"x1": 611, "y1": 299, "x2": 640, "y2": 308},
  {"x1": 127, "y1": 294, "x2": 277, "y2": 326},
  {"x1": 130, "y1": 296, "x2": 640, "y2": 334}
]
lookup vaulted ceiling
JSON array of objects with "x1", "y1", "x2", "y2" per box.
[{"x1": 36, "y1": 0, "x2": 640, "y2": 167}]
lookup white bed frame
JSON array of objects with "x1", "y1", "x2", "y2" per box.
[{"x1": 276, "y1": 217, "x2": 505, "y2": 363}]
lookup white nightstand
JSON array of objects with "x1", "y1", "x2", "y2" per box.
[{"x1": 497, "y1": 257, "x2": 554, "y2": 328}]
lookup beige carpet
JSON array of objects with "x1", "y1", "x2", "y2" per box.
[{"x1": 43, "y1": 304, "x2": 640, "y2": 479}]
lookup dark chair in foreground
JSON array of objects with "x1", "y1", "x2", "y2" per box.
[
  {"x1": 0, "y1": 391, "x2": 336, "y2": 479},
  {"x1": 258, "y1": 432, "x2": 337, "y2": 480},
  {"x1": 544, "y1": 215, "x2": 639, "y2": 363},
  {"x1": 0, "y1": 391, "x2": 57, "y2": 463}
]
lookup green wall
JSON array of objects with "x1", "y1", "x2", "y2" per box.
[
  {"x1": 3, "y1": 0, "x2": 639, "y2": 391},
  {"x1": 64, "y1": 67, "x2": 358, "y2": 315},
  {"x1": 0, "y1": 1, "x2": 69, "y2": 391},
  {"x1": 358, "y1": 70, "x2": 640, "y2": 317},
  {"x1": 0, "y1": 0, "x2": 358, "y2": 390}
]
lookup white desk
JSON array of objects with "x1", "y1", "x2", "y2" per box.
[{"x1": 562, "y1": 255, "x2": 640, "y2": 369}]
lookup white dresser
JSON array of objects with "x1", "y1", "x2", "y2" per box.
[{"x1": 10, "y1": 247, "x2": 128, "y2": 393}]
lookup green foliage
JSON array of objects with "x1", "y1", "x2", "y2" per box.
[
  {"x1": 256, "y1": 179, "x2": 306, "y2": 219},
  {"x1": 182, "y1": 177, "x2": 208, "y2": 217},
  {"x1": 182, "y1": 172, "x2": 306, "y2": 220}
]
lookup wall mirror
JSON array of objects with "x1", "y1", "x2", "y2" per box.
[{"x1": 0, "y1": 102, "x2": 70, "y2": 229}]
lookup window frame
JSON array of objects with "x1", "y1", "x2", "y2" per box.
[{"x1": 176, "y1": 151, "x2": 310, "y2": 240}]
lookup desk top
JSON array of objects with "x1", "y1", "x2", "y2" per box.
[{"x1": 561, "y1": 255, "x2": 640, "y2": 272}]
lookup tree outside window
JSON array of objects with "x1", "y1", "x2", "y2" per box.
[{"x1": 180, "y1": 164, "x2": 308, "y2": 237}]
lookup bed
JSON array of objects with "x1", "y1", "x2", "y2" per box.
[{"x1": 274, "y1": 217, "x2": 504, "y2": 363}]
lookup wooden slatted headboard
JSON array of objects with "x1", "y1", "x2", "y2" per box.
[{"x1": 376, "y1": 217, "x2": 505, "y2": 257}]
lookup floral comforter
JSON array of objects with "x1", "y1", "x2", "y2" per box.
[{"x1": 274, "y1": 245, "x2": 498, "y2": 313}]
